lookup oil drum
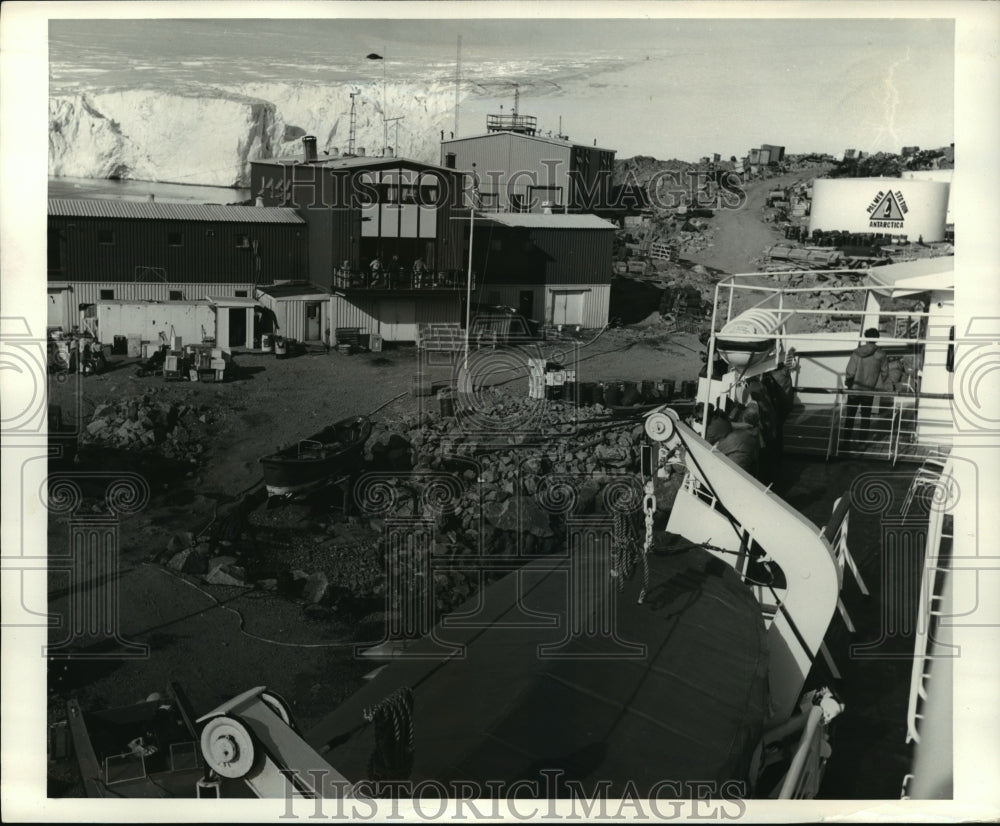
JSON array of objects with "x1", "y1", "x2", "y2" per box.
[{"x1": 603, "y1": 382, "x2": 622, "y2": 407}]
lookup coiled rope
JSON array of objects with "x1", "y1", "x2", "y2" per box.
[{"x1": 362, "y1": 686, "x2": 415, "y2": 781}]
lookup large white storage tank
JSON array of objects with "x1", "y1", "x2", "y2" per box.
[
  {"x1": 810, "y1": 177, "x2": 950, "y2": 242},
  {"x1": 901, "y1": 169, "x2": 954, "y2": 225}
]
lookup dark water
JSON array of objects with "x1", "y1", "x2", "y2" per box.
[{"x1": 49, "y1": 176, "x2": 249, "y2": 205}]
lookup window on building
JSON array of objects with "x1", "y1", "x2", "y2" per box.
[
  {"x1": 168, "y1": 232, "x2": 184, "y2": 247},
  {"x1": 445, "y1": 153, "x2": 457, "y2": 169},
  {"x1": 100, "y1": 289, "x2": 115, "y2": 300},
  {"x1": 235, "y1": 290, "x2": 248, "y2": 298},
  {"x1": 235, "y1": 234, "x2": 250, "y2": 248},
  {"x1": 169, "y1": 290, "x2": 183, "y2": 300},
  {"x1": 98, "y1": 230, "x2": 115, "y2": 245},
  {"x1": 529, "y1": 186, "x2": 564, "y2": 210},
  {"x1": 205, "y1": 229, "x2": 216, "y2": 238}
]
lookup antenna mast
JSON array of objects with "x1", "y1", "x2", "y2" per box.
[
  {"x1": 348, "y1": 91, "x2": 358, "y2": 156},
  {"x1": 513, "y1": 82, "x2": 519, "y2": 116},
  {"x1": 454, "y1": 35, "x2": 462, "y2": 136}
]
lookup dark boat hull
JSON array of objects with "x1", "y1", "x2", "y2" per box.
[{"x1": 260, "y1": 417, "x2": 371, "y2": 497}]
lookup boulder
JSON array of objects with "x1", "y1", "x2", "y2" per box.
[
  {"x1": 303, "y1": 604, "x2": 334, "y2": 620},
  {"x1": 207, "y1": 555, "x2": 238, "y2": 573},
  {"x1": 86, "y1": 419, "x2": 109, "y2": 436},
  {"x1": 167, "y1": 547, "x2": 208, "y2": 575},
  {"x1": 204, "y1": 566, "x2": 247, "y2": 587},
  {"x1": 483, "y1": 495, "x2": 553, "y2": 538},
  {"x1": 166, "y1": 531, "x2": 195, "y2": 555},
  {"x1": 303, "y1": 572, "x2": 330, "y2": 605}
]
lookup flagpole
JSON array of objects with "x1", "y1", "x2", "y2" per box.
[
  {"x1": 382, "y1": 46, "x2": 387, "y2": 155},
  {"x1": 464, "y1": 205, "x2": 474, "y2": 373}
]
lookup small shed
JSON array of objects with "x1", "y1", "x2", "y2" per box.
[
  {"x1": 255, "y1": 282, "x2": 332, "y2": 345},
  {"x1": 206, "y1": 296, "x2": 259, "y2": 350}
]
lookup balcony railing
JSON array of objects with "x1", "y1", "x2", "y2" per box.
[
  {"x1": 333, "y1": 268, "x2": 474, "y2": 291},
  {"x1": 486, "y1": 113, "x2": 538, "y2": 135}
]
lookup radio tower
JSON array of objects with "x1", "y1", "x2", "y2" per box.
[{"x1": 348, "y1": 91, "x2": 359, "y2": 156}]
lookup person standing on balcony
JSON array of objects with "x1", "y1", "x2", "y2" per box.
[
  {"x1": 843, "y1": 328, "x2": 888, "y2": 447},
  {"x1": 412, "y1": 256, "x2": 427, "y2": 288},
  {"x1": 369, "y1": 254, "x2": 383, "y2": 287}
]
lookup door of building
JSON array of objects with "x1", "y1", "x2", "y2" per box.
[
  {"x1": 305, "y1": 302, "x2": 322, "y2": 341},
  {"x1": 519, "y1": 290, "x2": 534, "y2": 320},
  {"x1": 229, "y1": 307, "x2": 247, "y2": 347},
  {"x1": 379, "y1": 299, "x2": 417, "y2": 342},
  {"x1": 549, "y1": 290, "x2": 585, "y2": 326}
]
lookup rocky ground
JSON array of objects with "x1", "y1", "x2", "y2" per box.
[{"x1": 45, "y1": 327, "x2": 707, "y2": 795}]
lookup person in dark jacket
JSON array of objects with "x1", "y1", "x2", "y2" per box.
[
  {"x1": 715, "y1": 406, "x2": 760, "y2": 476},
  {"x1": 692, "y1": 403, "x2": 732, "y2": 445},
  {"x1": 843, "y1": 328, "x2": 888, "y2": 446}
]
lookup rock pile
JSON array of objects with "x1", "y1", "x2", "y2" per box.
[
  {"x1": 365, "y1": 391, "x2": 648, "y2": 560},
  {"x1": 159, "y1": 392, "x2": 663, "y2": 629},
  {"x1": 82, "y1": 395, "x2": 215, "y2": 462}
]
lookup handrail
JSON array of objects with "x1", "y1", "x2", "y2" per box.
[
  {"x1": 650, "y1": 408, "x2": 842, "y2": 722},
  {"x1": 777, "y1": 704, "x2": 824, "y2": 798},
  {"x1": 905, "y1": 460, "x2": 951, "y2": 745}
]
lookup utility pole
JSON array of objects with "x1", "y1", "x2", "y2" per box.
[
  {"x1": 386, "y1": 116, "x2": 404, "y2": 155},
  {"x1": 382, "y1": 46, "x2": 388, "y2": 155}
]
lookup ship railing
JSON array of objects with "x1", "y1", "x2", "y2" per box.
[
  {"x1": 827, "y1": 387, "x2": 919, "y2": 461},
  {"x1": 905, "y1": 457, "x2": 953, "y2": 745},
  {"x1": 775, "y1": 703, "x2": 827, "y2": 798}
]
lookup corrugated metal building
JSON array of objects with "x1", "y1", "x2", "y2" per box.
[
  {"x1": 255, "y1": 282, "x2": 332, "y2": 345},
  {"x1": 249, "y1": 150, "x2": 466, "y2": 286},
  {"x1": 328, "y1": 291, "x2": 463, "y2": 343},
  {"x1": 761, "y1": 144, "x2": 786, "y2": 163},
  {"x1": 469, "y1": 213, "x2": 615, "y2": 328},
  {"x1": 440, "y1": 130, "x2": 616, "y2": 214},
  {"x1": 47, "y1": 199, "x2": 308, "y2": 333},
  {"x1": 47, "y1": 199, "x2": 308, "y2": 283}
]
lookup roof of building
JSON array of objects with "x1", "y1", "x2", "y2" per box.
[
  {"x1": 867, "y1": 256, "x2": 954, "y2": 294},
  {"x1": 250, "y1": 154, "x2": 457, "y2": 174},
  {"x1": 475, "y1": 212, "x2": 617, "y2": 231},
  {"x1": 256, "y1": 282, "x2": 331, "y2": 298},
  {"x1": 442, "y1": 130, "x2": 616, "y2": 154},
  {"x1": 206, "y1": 296, "x2": 260, "y2": 307},
  {"x1": 48, "y1": 199, "x2": 306, "y2": 224}
]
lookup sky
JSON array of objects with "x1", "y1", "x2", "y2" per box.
[{"x1": 47, "y1": 15, "x2": 955, "y2": 161}]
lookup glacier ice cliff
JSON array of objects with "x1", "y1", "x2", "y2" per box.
[{"x1": 49, "y1": 81, "x2": 465, "y2": 188}]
